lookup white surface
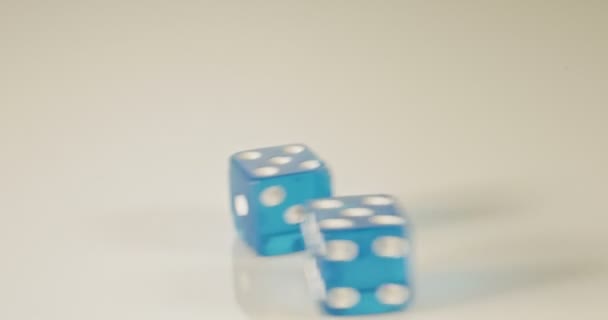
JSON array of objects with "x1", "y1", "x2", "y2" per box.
[{"x1": 1, "y1": 1, "x2": 608, "y2": 319}]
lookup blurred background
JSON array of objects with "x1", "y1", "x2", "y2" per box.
[{"x1": 1, "y1": 1, "x2": 607, "y2": 319}]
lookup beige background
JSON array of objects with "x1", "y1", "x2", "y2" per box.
[{"x1": 1, "y1": 1, "x2": 607, "y2": 319}]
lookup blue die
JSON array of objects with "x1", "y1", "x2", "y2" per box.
[
  {"x1": 301, "y1": 195, "x2": 413, "y2": 316},
  {"x1": 229, "y1": 144, "x2": 332, "y2": 256}
]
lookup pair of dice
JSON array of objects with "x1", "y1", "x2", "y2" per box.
[{"x1": 229, "y1": 144, "x2": 413, "y2": 316}]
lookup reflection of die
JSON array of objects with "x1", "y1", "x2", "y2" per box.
[
  {"x1": 231, "y1": 241, "x2": 313, "y2": 318},
  {"x1": 301, "y1": 195, "x2": 413, "y2": 316},
  {"x1": 229, "y1": 144, "x2": 333, "y2": 256}
]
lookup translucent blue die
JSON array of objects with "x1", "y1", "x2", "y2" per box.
[
  {"x1": 301, "y1": 195, "x2": 413, "y2": 316},
  {"x1": 229, "y1": 144, "x2": 332, "y2": 256}
]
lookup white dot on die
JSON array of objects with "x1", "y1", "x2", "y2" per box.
[
  {"x1": 369, "y1": 215, "x2": 406, "y2": 225},
  {"x1": 372, "y1": 236, "x2": 409, "y2": 257},
  {"x1": 269, "y1": 156, "x2": 292, "y2": 165},
  {"x1": 312, "y1": 199, "x2": 344, "y2": 209},
  {"x1": 284, "y1": 145, "x2": 305, "y2": 154},
  {"x1": 238, "y1": 151, "x2": 261, "y2": 160},
  {"x1": 341, "y1": 207, "x2": 374, "y2": 217},
  {"x1": 363, "y1": 196, "x2": 394, "y2": 206},
  {"x1": 234, "y1": 195, "x2": 249, "y2": 216},
  {"x1": 254, "y1": 166, "x2": 280, "y2": 177},
  {"x1": 326, "y1": 287, "x2": 360, "y2": 309},
  {"x1": 325, "y1": 240, "x2": 359, "y2": 261},
  {"x1": 319, "y1": 218, "x2": 354, "y2": 229},
  {"x1": 376, "y1": 284, "x2": 410, "y2": 305},
  {"x1": 299, "y1": 160, "x2": 321, "y2": 170},
  {"x1": 260, "y1": 186, "x2": 286, "y2": 206},
  {"x1": 284, "y1": 205, "x2": 306, "y2": 224}
]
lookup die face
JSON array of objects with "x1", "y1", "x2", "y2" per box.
[
  {"x1": 231, "y1": 144, "x2": 326, "y2": 180},
  {"x1": 307, "y1": 194, "x2": 407, "y2": 230},
  {"x1": 229, "y1": 144, "x2": 333, "y2": 256},
  {"x1": 253, "y1": 169, "x2": 331, "y2": 236},
  {"x1": 229, "y1": 164, "x2": 259, "y2": 248},
  {"x1": 306, "y1": 255, "x2": 414, "y2": 317},
  {"x1": 301, "y1": 194, "x2": 414, "y2": 315},
  {"x1": 318, "y1": 227, "x2": 411, "y2": 289}
]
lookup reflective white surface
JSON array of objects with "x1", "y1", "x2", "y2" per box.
[{"x1": 1, "y1": 1, "x2": 607, "y2": 319}]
